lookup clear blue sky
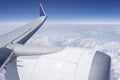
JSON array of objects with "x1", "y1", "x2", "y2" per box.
[{"x1": 0, "y1": 0, "x2": 120, "y2": 22}]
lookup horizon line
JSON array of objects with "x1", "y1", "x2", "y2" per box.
[{"x1": 0, "y1": 21, "x2": 120, "y2": 25}]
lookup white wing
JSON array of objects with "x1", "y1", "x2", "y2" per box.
[{"x1": 0, "y1": 3, "x2": 47, "y2": 71}]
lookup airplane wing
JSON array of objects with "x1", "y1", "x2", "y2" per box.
[
  {"x1": 0, "y1": 3, "x2": 47, "y2": 71},
  {"x1": 0, "y1": 4, "x2": 47, "y2": 46}
]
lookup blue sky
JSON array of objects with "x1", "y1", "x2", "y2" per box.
[{"x1": 0, "y1": 0, "x2": 120, "y2": 23}]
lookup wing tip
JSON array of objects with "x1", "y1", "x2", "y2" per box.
[{"x1": 40, "y1": 3, "x2": 46, "y2": 16}]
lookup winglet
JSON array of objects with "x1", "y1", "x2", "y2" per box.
[{"x1": 40, "y1": 3, "x2": 46, "y2": 16}]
